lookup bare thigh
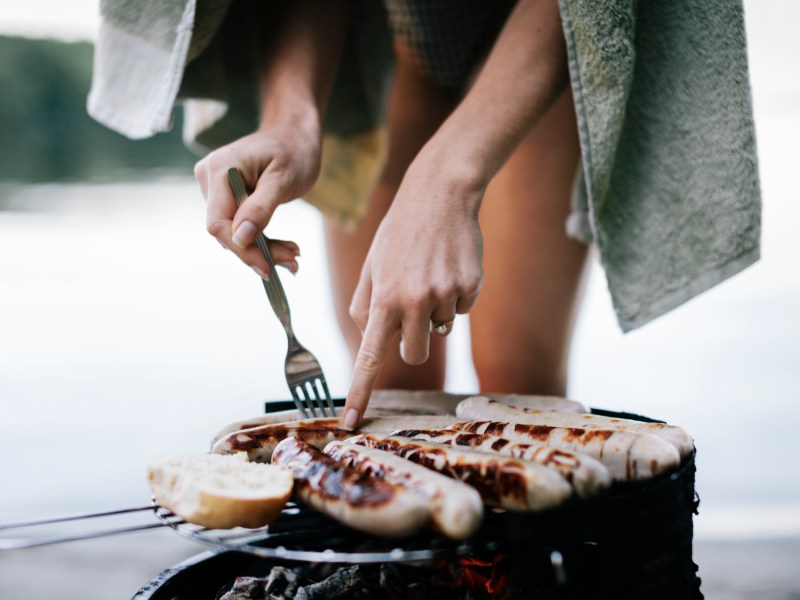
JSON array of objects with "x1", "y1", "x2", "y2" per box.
[
  {"x1": 470, "y1": 88, "x2": 588, "y2": 396},
  {"x1": 324, "y1": 45, "x2": 455, "y2": 391}
]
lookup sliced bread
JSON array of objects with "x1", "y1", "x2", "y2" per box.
[{"x1": 147, "y1": 453, "x2": 293, "y2": 529}]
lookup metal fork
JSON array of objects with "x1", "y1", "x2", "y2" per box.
[{"x1": 228, "y1": 168, "x2": 335, "y2": 419}]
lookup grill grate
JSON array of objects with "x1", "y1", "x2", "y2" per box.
[{"x1": 155, "y1": 500, "x2": 462, "y2": 564}]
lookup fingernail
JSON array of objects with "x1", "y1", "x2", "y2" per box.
[
  {"x1": 289, "y1": 260, "x2": 299, "y2": 274},
  {"x1": 252, "y1": 266, "x2": 269, "y2": 281},
  {"x1": 343, "y1": 408, "x2": 359, "y2": 431},
  {"x1": 232, "y1": 221, "x2": 257, "y2": 248}
]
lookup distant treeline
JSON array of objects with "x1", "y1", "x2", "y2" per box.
[{"x1": 0, "y1": 36, "x2": 197, "y2": 183}]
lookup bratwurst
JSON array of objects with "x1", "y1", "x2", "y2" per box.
[
  {"x1": 450, "y1": 421, "x2": 680, "y2": 481},
  {"x1": 456, "y1": 397, "x2": 694, "y2": 456},
  {"x1": 324, "y1": 441, "x2": 483, "y2": 539},
  {"x1": 346, "y1": 434, "x2": 572, "y2": 511},
  {"x1": 392, "y1": 428, "x2": 610, "y2": 498},
  {"x1": 212, "y1": 416, "x2": 465, "y2": 462},
  {"x1": 271, "y1": 437, "x2": 430, "y2": 537}
]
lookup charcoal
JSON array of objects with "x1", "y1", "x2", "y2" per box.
[
  {"x1": 378, "y1": 564, "x2": 404, "y2": 597},
  {"x1": 217, "y1": 568, "x2": 303, "y2": 600},
  {"x1": 218, "y1": 576, "x2": 269, "y2": 600},
  {"x1": 264, "y1": 566, "x2": 301, "y2": 599},
  {"x1": 293, "y1": 565, "x2": 363, "y2": 599}
]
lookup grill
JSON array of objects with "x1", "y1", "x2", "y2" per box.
[
  {"x1": 0, "y1": 397, "x2": 704, "y2": 598},
  {"x1": 134, "y1": 403, "x2": 704, "y2": 599}
]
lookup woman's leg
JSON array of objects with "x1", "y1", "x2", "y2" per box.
[
  {"x1": 324, "y1": 45, "x2": 455, "y2": 390},
  {"x1": 470, "y1": 88, "x2": 588, "y2": 396}
]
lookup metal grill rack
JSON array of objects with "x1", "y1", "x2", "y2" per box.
[
  {"x1": 155, "y1": 500, "x2": 459, "y2": 564},
  {"x1": 0, "y1": 498, "x2": 459, "y2": 564}
]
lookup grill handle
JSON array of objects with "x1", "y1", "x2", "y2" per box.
[{"x1": 0, "y1": 505, "x2": 176, "y2": 550}]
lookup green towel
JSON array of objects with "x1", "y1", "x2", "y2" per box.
[
  {"x1": 88, "y1": 0, "x2": 761, "y2": 332},
  {"x1": 559, "y1": 0, "x2": 761, "y2": 330}
]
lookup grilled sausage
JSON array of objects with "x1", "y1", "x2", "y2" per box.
[
  {"x1": 271, "y1": 437, "x2": 430, "y2": 537},
  {"x1": 212, "y1": 416, "x2": 466, "y2": 461},
  {"x1": 346, "y1": 434, "x2": 572, "y2": 511},
  {"x1": 486, "y1": 394, "x2": 587, "y2": 413},
  {"x1": 210, "y1": 410, "x2": 342, "y2": 446},
  {"x1": 209, "y1": 393, "x2": 585, "y2": 446},
  {"x1": 209, "y1": 407, "x2": 436, "y2": 447},
  {"x1": 212, "y1": 418, "x2": 352, "y2": 462},
  {"x1": 324, "y1": 441, "x2": 483, "y2": 540},
  {"x1": 392, "y1": 429, "x2": 611, "y2": 498},
  {"x1": 456, "y1": 397, "x2": 694, "y2": 457},
  {"x1": 450, "y1": 421, "x2": 680, "y2": 481}
]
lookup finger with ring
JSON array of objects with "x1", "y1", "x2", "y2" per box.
[{"x1": 431, "y1": 317, "x2": 455, "y2": 336}]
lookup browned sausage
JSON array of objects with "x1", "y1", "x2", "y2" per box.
[{"x1": 271, "y1": 437, "x2": 430, "y2": 537}]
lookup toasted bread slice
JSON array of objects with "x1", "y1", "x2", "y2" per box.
[{"x1": 147, "y1": 453, "x2": 292, "y2": 529}]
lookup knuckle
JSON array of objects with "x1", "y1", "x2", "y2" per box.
[
  {"x1": 268, "y1": 157, "x2": 310, "y2": 197},
  {"x1": 430, "y1": 284, "x2": 455, "y2": 305},
  {"x1": 206, "y1": 218, "x2": 225, "y2": 238},
  {"x1": 370, "y1": 294, "x2": 394, "y2": 314},
  {"x1": 204, "y1": 151, "x2": 227, "y2": 171},
  {"x1": 355, "y1": 349, "x2": 382, "y2": 373},
  {"x1": 459, "y1": 273, "x2": 483, "y2": 298},
  {"x1": 243, "y1": 200, "x2": 271, "y2": 224},
  {"x1": 349, "y1": 304, "x2": 367, "y2": 327},
  {"x1": 403, "y1": 348, "x2": 428, "y2": 366},
  {"x1": 404, "y1": 291, "x2": 429, "y2": 310},
  {"x1": 193, "y1": 159, "x2": 207, "y2": 181}
]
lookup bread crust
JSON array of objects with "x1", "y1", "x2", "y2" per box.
[{"x1": 146, "y1": 453, "x2": 293, "y2": 529}]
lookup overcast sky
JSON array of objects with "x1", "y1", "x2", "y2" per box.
[{"x1": 0, "y1": 0, "x2": 99, "y2": 40}]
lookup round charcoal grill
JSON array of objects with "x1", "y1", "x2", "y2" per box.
[
  {"x1": 0, "y1": 402, "x2": 703, "y2": 599},
  {"x1": 134, "y1": 407, "x2": 703, "y2": 599}
]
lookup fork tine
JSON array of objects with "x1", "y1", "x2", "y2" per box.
[
  {"x1": 318, "y1": 379, "x2": 335, "y2": 417},
  {"x1": 289, "y1": 385, "x2": 311, "y2": 419},
  {"x1": 307, "y1": 379, "x2": 328, "y2": 417},
  {"x1": 310, "y1": 378, "x2": 333, "y2": 418},
  {"x1": 299, "y1": 383, "x2": 321, "y2": 418}
]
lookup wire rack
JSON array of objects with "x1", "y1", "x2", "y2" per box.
[
  {"x1": 0, "y1": 498, "x2": 457, "y2": 564},
  {"x1": 154, "y1": 500, "x2": 457, "y2": 564}
]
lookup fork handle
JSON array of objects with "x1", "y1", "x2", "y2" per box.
[{"x1": 227, "y1": 168, "x2": 294, "y2": 336}]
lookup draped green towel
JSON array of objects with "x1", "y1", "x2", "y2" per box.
[{"x1": 88, "y1": 0, "x2": 761, "y2": 332}]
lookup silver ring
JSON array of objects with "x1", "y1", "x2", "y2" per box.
[{"x1": 431, "y1": 318, "x2": 455, "y2": 336}]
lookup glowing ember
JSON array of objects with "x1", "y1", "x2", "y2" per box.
[{"x1": 457, "y1": 554, "x2": 519, "y2": 599}]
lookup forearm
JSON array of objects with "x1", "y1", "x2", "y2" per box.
[
  {"x1": 420, "y1": 0, "x2": 569, "y2": 205},
  {"x1": 255, "y1": 0, "x2": 348, "y2": 130}
]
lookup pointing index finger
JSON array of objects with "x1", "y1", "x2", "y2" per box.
[{"x1": 343, "y1": 312, "x2": 396, "y2": 430}]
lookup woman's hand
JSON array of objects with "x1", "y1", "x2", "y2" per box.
[
  {"x1": 340, "y1": 0, "x2": 568, "y2": 429},
  {"x1": 343, "y1": 158, "x2": 485, "y2": 429},
  {"x1": 195, "y1": 0, "x2": 347, "y2": 278},
  {"x1": 193, "y1": 114, "x2": 321, "y2": 277}
]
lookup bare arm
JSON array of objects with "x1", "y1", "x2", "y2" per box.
[
  {"x1": 195, "y1": 0, "x2": 348, "y2": 277},
  {"x1": 345, "y1": 0, "x2": 570, "y2": 428},
  {"x1": 421, "y1": 0, "x2": 569, "y2": 209}
]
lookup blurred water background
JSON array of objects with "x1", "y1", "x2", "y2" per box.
[{"x1": 0, "y1": 1, "x2": 799, "y2": 598}]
